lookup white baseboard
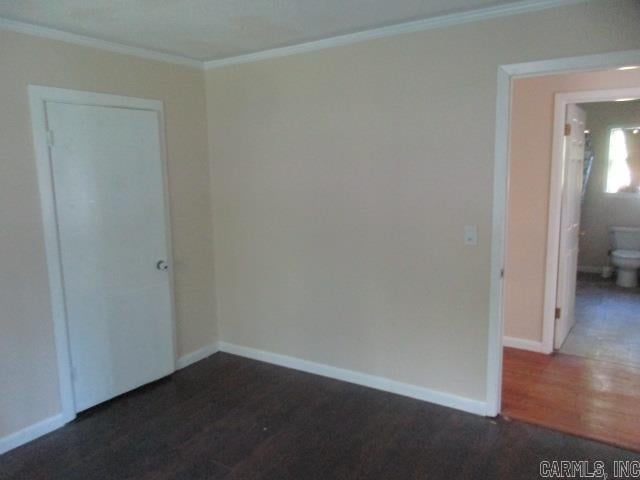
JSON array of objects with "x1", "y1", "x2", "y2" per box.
[
  {"x1": 577, "y1": 265, "x2": 602, "y2": 274},
  {"x1": 0, "y1": 345, "x2": 218, "y2": 456},
  {"x1": 1, "y1": 340, "x2": 486, "y2": 456},
  {"x1": 503, "y1": 336, "x2": 549, "y2": 353},
  {"x1": 176, "y1": 343, "x2": 219, "y2": 370},
  {"x1": 218, "y1": 342, "x2": 487, "y2": 416},
  {"x1": 0, "y1": 413, "x2": 68, "y2": 455}
]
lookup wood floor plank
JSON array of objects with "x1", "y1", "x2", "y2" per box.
[{"x1": 502, "y1": 347, "x2": 640, "y2": 452}]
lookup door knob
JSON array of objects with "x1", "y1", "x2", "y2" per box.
[{"x1": 156, "y1": 260, "x2": 168, "y2": 271}]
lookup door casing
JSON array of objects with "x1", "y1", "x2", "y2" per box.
[
  {"x1": 28, "y1": 86, "x2": 178, "y2": 424},
  {"x1": 487, "y1": 49, "x2": 640, "y2": 418}
]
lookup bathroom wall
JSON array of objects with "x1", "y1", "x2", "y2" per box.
[
  {"x1": 505, "y1": 69, "x2": 640, "y2": 347},
  {"x1": 579, "y1": 100, "x2": 640, "y2": 270}
]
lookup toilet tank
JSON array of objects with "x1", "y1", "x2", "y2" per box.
[{"x1": 610, "y1": 226, "x2": 640, "y2": 250}]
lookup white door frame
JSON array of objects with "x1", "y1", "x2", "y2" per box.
[
  {"x1": 486, "y1": 49, "x2": 640, "y2": 417},
  {"x1": 28, "y1": 86, "x2": 178, "y2": 424}
]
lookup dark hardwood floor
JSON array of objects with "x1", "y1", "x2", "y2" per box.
[{"x1": 2, "y1": 352, "x2": 639, "y2": 480}]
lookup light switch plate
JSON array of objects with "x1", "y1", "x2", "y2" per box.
[{"x1": 464, "y1": 225, "x2": 478, "y2": 246}]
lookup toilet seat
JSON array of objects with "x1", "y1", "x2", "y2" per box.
[{"x1": 612, "y1": 249, "x2": 640, "y2": 260}]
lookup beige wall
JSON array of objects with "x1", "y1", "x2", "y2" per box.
[
  {"x1": 579, "y1": 100, "x2": 640, "y2": 268},
  {"x1": 2, "y1": 0, "x2": 640, "y2": 444},
  {"x1": 206, "y1": 1, "x2": 640, "y2": 402},
  {"x1": 505, "y1": 71, "x2": 640, "y2": 344},
  {"x1": 0, "y1": 30, "x2": 216, "y2": 438}
]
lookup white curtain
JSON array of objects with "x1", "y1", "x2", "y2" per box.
[{"x1": 606, "y1": 128, "x2": 630, "y2": 193}]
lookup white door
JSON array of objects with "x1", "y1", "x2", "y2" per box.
[
  {"x1": 46, "y1": 101, "x2": 175, "y2": 412},
  {"x1": 554, "y1": 104, "x2": 586, "y2": 349}
]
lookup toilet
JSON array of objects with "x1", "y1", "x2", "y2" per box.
[{"x1": 610, "y1": 226, "x2": 640, "y2": 288}]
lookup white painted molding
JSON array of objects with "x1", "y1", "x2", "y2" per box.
[
  {"x1": 204, "y1": 0, "x2": 586, "y2": 69},
  {"x1": 487, "y1": 49, "x2": 640, "y2": 418},
  {"x1": 577, "y1": 265, "x2": 603, "y2": 274},
  {"x1": 485, "y1": 66, "x2": 511, "y2": 418},
  {"x1": 0, "y1": 413, "x2": 67, "y2": 455},
  {"x1": 503, "y1": 51, "x2": 640, "y2": 77},
  {"x1": 0, "y1": 341, "x2": 218, "y2": 455},
  {"x1": 218, "y1": 342, "x2": 487, "y2": 416},
  {"x1": 29, "y1": 87, "x2": 79, "y2": 426},
  {"x1": 0, "y1": 17, "x2": 202, "y2": 69},
  {"x1": 503, "y1": 336, "x2": 551, "y2": 354},
  {"x1": 176, "y1": 343, "x2": 219, "y2": 369},
  {"x1": 0, "y1": 0, "x2": 586, "y2": 71}
]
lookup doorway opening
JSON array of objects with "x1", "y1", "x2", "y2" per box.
[
  {"x1": 560, "y1": 106, "x2": 640, "y2": 366},
  {"x1": 499, "y1": 70, "x2": 640, "y2": 451}
]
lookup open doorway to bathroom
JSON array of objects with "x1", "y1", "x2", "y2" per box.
[
  {"x1": 500, "y1": 67, "x2": 640, "y2": 452},
  {"x1": 560, "y1": 105, "x2": 640, "y2": 367}
]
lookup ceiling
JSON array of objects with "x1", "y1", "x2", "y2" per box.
[{"x1": 0, "y1": 0, "x2": 552, "y2": 62}]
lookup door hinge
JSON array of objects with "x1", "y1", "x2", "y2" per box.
[
  {"x1": 555, "y1": 307, "x2": 561, "y2": 319},
  {"x1": 46, "y1": 129, "x2": 55, "y2": 147},
  {"x1": 564, "y1": 123, "x2": 571, "y2": 136}
]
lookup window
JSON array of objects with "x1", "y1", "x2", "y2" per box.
[{"x1": 605, "y1": 126, "x2": 640, "y2": 194}]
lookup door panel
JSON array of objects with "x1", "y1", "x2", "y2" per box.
[
  {"x1": 554, "y1": 104, "x2": 586, "y2": 349},
  {"x1": 46, "y1": 102, "x2": 175, "y2": 412}
]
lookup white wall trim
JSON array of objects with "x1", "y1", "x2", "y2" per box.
[
  {"x1": 485, "y1": 66, "x2": 511, "y2": 417},
  {"x1": 502, "y1": 336, "x2": 548, "y2": 353},
  {"x1": 0, "y1": 341, "x2": 218, "y2": 455},
  {"x1": 29, "y1": 85, "x2": 164, "y2": 111},
  {"x1": 0, "y1": 17, "x2": 202, "y2": 69},
  {"x1": 203, "y1": 0, "x2": 586, "y2": 69},
  {"x1": 219, "y1": 342, "x2": 487, "y2": 416},
  {"x1": 488, "y1": 49, "x2": 640, "y2": 418},
  {"x1": 176, "y1": 343, "x2": 219, "y2": 369},
  {"x1": 1, "y1": 1, "x2": 585, "y2": 71},
  {"x1": 0, "y1": 413, "x2": 67, "y2": 455},
  {"x1": 29, "y1": 87, "x2": 79, "y2": 427},
  {"x1": 502, "y1": 51, "x2": 640, "y2": 77},
  {"x1": 541, "y1": 91, "x2": 569, "y2": 354}
]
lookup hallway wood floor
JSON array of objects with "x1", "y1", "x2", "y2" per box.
[
  {"x1": 2, "y1": 352, "x2": 639, "y2": 480},
  {"x1": 502, "y1": 347, "x2": 640, "y2": 452}
]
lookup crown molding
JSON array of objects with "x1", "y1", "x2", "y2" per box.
[
  {"x1": 1, "y1": 0, "x2": 587, "y2": 71},
  {"x1": 0, "y1": 17, "x2": 203, "y2": 69},
  {"x1": 204, "y1": 0, "x2": 587, "y2": 69}
]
